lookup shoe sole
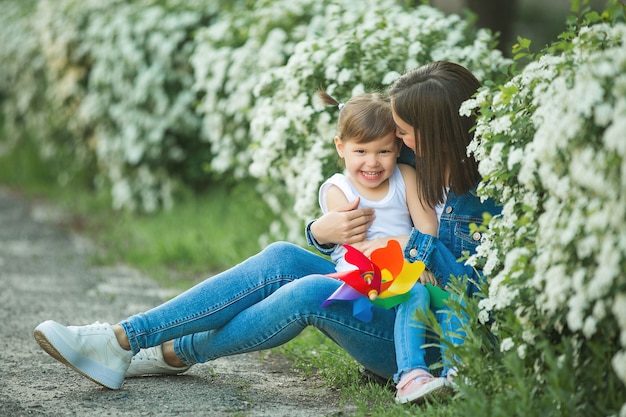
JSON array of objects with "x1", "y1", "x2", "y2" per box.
[
  {"x1": 395, "y1": 378, "x2": 454, "y2": 404},
  {"x1": 34, "y1": 321, "x2": 124, "y2": 390},
  {"x1": 126, "y1": 364, "x2": 190, "y2": 378}
]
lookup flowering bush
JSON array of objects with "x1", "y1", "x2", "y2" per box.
[
  {"x1": 2, "y1": 0, "x2": 508, "y2": 225},
  {"x1": 246, "y1": 1, "x2": 510, "y2": 240},
  {"x1": 35, "y1": 0, "x2": 227, "y2": 211},
  {"x1": 0, "y1": 1, "x2": 54, "y2": 159},
  {"x1": 191, "y1": 0, "x2": 331, "y2": 180},
  {"x1": 3, "y1": 0, "x2": 503, "y2": 223},
  {"x1": 464, "y1": 7, "x2": 626, "y2": 414}
]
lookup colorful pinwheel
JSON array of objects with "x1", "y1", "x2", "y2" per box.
[{"x1": 322, "y1": 240, "x2": 426, "y2": 322}]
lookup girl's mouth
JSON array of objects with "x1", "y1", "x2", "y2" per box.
[{"x1": 361, "y1": 170, "x2": 383, "y2": 180}]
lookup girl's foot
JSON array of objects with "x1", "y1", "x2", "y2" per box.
[
  {"x1": 395, "y1": 369, "x2": 452, "y2": 404},
  {"x1": 125, "y1": 345, "x2": 191, "y2": 378}
]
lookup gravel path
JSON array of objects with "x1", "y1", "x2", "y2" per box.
[{"x1": 0, "y1": 187, "x2": 349, "y2": 416}]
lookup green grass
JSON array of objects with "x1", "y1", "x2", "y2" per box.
[
  {"x1": 0, "y1": 136, "x2": 275, "y2": 288},
  {"x1": 89, "y1": 183, "x2": 275, "y2": 288},
  {"x1": 278, "y1": 327, "x2": 462, "y2": 417}
]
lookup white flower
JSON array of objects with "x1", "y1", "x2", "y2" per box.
[
  {"x1": 500, "y1": 337, "x2": 514, "y2": 352},
  {"x1": 491, "y1": 114, "x2": 511, "y2": 135},
  {"x1": 517, "y1": 344, "x2": 527, "y2": 359},
  {"x1": 522, "y1": 330, "x2": 535, "y2": 344},
  {"x1": 582, "y1": 316, "x2": 597, "y2": 339},
  {"x1": 613, "y1": 293, "x2": 626, "y2": 347},
  {"x1": 477, "y1": 308, "x2": 491, "y2": 325},
  {"x1": 382, "y1": 71, "x2": 400, "y2": 85},
  {"x1": 613, "y1": 350, "x2": 626, "y2": 385},
  {"x1": 459, "y1": 98, "x2": 477, "y2": 117}
]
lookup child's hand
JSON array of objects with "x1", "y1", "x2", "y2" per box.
[{"x1": 419, "y1": 270, "x2": 438, "y2": 286}]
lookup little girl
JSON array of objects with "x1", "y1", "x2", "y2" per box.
[{"x1": 317, "y1": 90, "x2": 438, "y2": 270}]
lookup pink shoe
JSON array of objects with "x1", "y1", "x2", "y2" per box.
[{"x1": 395, "y1": 369, "x2": 453, "y2": 404}]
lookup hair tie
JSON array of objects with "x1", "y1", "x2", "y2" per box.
[{"x1": 338, "y1": 102, "x2": 344, "y2": 110}]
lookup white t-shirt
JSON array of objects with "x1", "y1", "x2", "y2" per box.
[{"x1": 318, "y1": 166, "x2": 413, "y2": 272}]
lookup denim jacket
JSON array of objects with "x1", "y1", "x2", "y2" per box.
[{"x1": 404, "y1": 187, "x2": 500, "y2": 294}]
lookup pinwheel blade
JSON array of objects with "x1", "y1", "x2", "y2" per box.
[
  {"x1": 353, "y1": 297, "x2": 374, "y2": 322},
  {"x1": 327, "y1": 269, "x2": 370, "y2": 294},
  {"x1": 371, "y1": 293, "x2": 411, "y2": 309},
  {"x1": 382, "y1": 260, "x2": 425, "y2": 296},
  {"x1": 343, "y1": 244, "x2": 373, "y2": 271},
  {"x1": 370, "y1": 239, "x2": 404, "y2": 277},
  {"x1": 425, "y1": 283, "x2": 449, "y2": 308},
  {"x1": 321, "y1": 283, "x2": 362, "y2": 307}
]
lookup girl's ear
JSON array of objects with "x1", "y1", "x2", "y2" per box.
[{"x1": 334, "y1": 136, "x2": 344, "y2": 158}]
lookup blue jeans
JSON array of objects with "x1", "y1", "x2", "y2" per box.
[
  {"x1": 396, "y1": 284, "x2": 464, "y2": 378},
  {"x1": 119, "y1": 242, "x2": 450, "y2": 382}
]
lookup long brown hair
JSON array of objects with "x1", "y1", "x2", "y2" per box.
[
  {"x1": 389, "y1": 61, "x2": 481, "y2": 208},
  {"x1": 318, "y1": 90, "x2": 396, "y2": 143}
]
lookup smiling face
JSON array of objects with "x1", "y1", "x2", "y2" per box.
[
  {"x1": 334, "y1": 131, "x2": 401, "y2": 194},
  {"x1": 392, "y1": 108, "x2": 418, "y2": 155}
]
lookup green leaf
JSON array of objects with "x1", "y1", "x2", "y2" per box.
[{"x1": 584, "y1": 10, "x2": 601, "y2": 24}]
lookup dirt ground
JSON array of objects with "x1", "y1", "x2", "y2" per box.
[{"x1": 0, "y1": 187, "x2": 353, "y2": 416}]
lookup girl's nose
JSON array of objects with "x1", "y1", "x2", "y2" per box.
[{"x1": 366, "y1": 154, "x2": 380, "y2": 166}]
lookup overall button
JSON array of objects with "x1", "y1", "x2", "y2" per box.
[
  {"x1": 409, "y1": 248, "x2": 418, "y2": 258},
  {"x1": 472, "y1": 231, "x2": 482, "y2": 241},
  {"x1": 445, "y1": 206, "x2": 453, "y2": 214}
]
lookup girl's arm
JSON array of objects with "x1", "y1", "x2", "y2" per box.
[
  {"x1": 399, "y1": 164, "x2": 439, "y2": 286},
  {"x1": 404, "y1": 229, "x2": 479, "y2": 290},
  {"x1": 324, "y1": 184, "x2": 350, "y2": 212}
]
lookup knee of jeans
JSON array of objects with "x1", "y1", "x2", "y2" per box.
[
  {"x1": 288, "y1": 275, "x2": 339, "y2": 306},
  {"x1": 263, "y1": 241, "x2": 301, "y2": 262}
]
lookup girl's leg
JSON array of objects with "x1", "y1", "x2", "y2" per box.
[
  {"x1": 393, "y1": 285, "x2": 456, "y2": 404},
  {"x1": 175, "y1": 275, "x2": 398, "y2": 380},
  {"x1": 393, "y1": 284, "x2": 432, "y2": 382},
  {"x1": 119, "y1": 242, "x2": 336, "y2": 355},
  {"x1": 437, "y1": 296, "x2": 466, "y2": 378}
]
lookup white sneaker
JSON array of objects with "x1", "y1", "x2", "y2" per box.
[
  {"x1": 125, "y1": 345, "x2": 190, "y2": 378},
  {"x1": 34, "y1": 320, "x2": 133, "y2": 389}
]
